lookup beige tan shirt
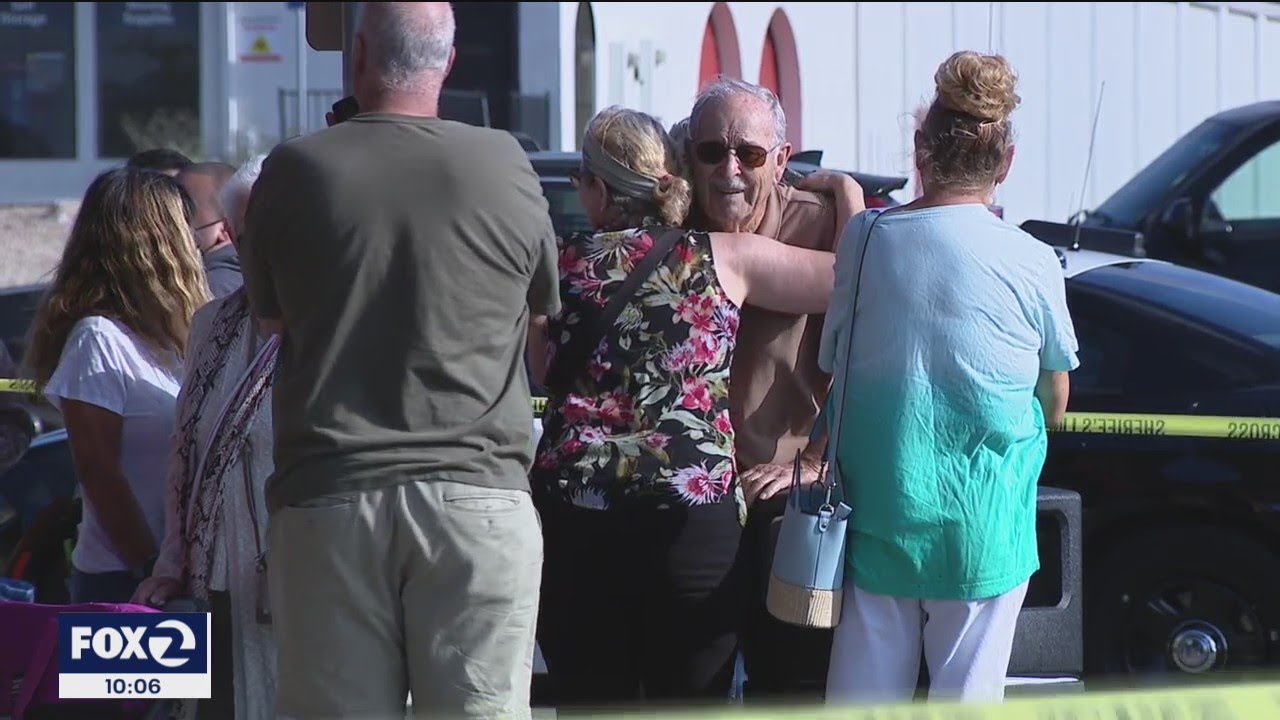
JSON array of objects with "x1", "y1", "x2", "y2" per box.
[{"x1": 728, "y1": 183, "x2": 838, "y2": 469}]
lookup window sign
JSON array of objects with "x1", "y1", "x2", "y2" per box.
[
  {"x1": 96, "y1": 2, "x2": 201, "y2": 159},
  {"x1": 0, "y1": 2, "x2": 77, "y2": 159}
]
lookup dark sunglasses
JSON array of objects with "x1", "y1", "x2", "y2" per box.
[{"x1": 694, "y1": 141, "x2": 778, "y2": 169}]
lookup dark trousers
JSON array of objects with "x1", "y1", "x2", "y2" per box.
[
  {"x1": 68, "y1": 556, "x2": 159, "y2": 604},
  {"x1": 737, "y1": 495, "x2": 834, "y2": 702},
  {"x1": 68, "y1": 569, "x2": 142, "y2": 604},
  {"x1": 535, "y1": 499, "x2": 745, "y2": 712}
]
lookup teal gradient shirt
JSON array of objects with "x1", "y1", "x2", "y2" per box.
[{"x1": 818, "y1": 205, "x2": 1080, "y2": 601}]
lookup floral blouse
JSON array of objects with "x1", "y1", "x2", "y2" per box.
[{"x1": 531, "y1": 226, "x2": 746, "y2": 519}]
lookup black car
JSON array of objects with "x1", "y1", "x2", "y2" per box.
[
  {"x1": 1034, "y1": 228, "x2": 1280, "y2": 682},
  {"x1": 0, "y1": 283, "x2": 45, "y2": 375},
  {"x1": 1073, "y1": 100, "x2": 1280, "y2": 294},
  {"x1": 530, "y1": 149, "x2": 908, "y2": 239}
]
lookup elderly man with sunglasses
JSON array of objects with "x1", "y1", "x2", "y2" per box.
[{"x1": 679, "y1": 77, "x2": 864, "y2": 702}]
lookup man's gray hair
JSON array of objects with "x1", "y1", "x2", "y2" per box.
[
  {"x1": 669, "y1": 117, "x2": 691, "y2": 147},
  {"x1": 359, "y1": 3, "x2": 455, "y2": 91},
  {"x1": 689, "y1": 76, "x2": 788, "y2": 147},
  {"x1": 221, "y1": 153, "x2": 267, "y2": 222}
]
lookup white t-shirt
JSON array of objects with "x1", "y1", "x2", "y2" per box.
[{"x1": 44, "y1": 316, "x2": 182, "y2": 574}]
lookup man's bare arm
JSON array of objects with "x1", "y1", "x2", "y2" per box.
[{"x1": 527, "y1": 314, "x2": 549, "y2": 386}]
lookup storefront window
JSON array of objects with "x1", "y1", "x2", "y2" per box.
[
  {"x1": 96, "y1": 2, "x2": 200, "y2": 159},
  {"x1": 0, "y1": 2, "x2": 77, "y2": 159}
]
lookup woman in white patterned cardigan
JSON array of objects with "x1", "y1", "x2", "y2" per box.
[{"x1": 133, "y1": 155, "x2": 279, "y2": 720}]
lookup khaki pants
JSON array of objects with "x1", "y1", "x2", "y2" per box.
[{"x1": 267, "y1": 480, "x2": 543, "y2": 719}]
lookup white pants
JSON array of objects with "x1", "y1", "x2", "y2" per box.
[{"x1": 826, "y1": 580, "x2": 1029, "y2": 706}]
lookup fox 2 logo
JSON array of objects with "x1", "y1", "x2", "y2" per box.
[{"x1": 59, "y1": 613, "x2": 210, "y2": 674}]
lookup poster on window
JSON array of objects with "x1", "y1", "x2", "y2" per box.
[
  {"x1": 238, "y1": 14, "x2": 284, "y2": 63},
  {"x1": 96, "y1": 2, "x2": 201, "y2": 159},
  {"x1": 0, "y1": 2, "x2": 76, "y2": 159}
]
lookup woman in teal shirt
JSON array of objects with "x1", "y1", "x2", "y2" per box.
[{"x1": 819, "y1": 51, "x2": 1079, "y2": 705}]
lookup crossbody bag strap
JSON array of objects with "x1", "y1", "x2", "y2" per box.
[
  {"x1": 544, "y1": 227, "x2": 685, "y2": 393},
  {"x1": 821, "y1": 208, "x2": 894, "y2": 478}
]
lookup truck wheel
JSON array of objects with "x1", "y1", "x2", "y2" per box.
[{"x1": 1085, "y1": 525, "x2": 1280, "y2": 681}]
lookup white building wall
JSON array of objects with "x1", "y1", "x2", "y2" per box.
[
  {"x1": 224, "y1": 2, "x2": 343, "y2": 160},
  {"x1": 558, "y1": 1, "x2": 1280, "y2": 224},
  {"x1": 7, "y1": 1, "x2": 1280, "y2": 219}
]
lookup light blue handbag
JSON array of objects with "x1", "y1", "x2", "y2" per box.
[
  {"x1": 765, "y1": 208, "x2": 887, "y2": 629},
  {"x1": 765, "y1": 425, "x2": 852, "y2": 628}
]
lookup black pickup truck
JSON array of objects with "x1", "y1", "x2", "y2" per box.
[{"x1": 1073, "y1": 100, "x2": 1280, "y2": 294}]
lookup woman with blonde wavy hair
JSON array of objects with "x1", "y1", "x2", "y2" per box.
[
  {"x1": 527, "y1": 105, "x2": 863, "y2": 708},
  {"x1": 25, "y1": 166, "x2": 210, "y2": 604}
]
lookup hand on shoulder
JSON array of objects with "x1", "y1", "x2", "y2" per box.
[{"x1": 795, "y1": 170, "x2": 863, "y2": 198}]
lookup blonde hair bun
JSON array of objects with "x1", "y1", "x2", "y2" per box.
[
  {"x1": 584, "y1": 105, "x2": 692, "y2": 227},
  {"x1": 935, "y1": 51, "x2": 1020, "y2": 123},
  {"x1": 652, "y1": 173, "x2": 692, "y2": 226}
]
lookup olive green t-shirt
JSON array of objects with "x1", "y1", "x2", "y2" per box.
[{"x1": 239, "y1": 113, "x2": 560, "y2": 514}]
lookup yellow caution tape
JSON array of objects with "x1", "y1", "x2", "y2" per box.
[
  {"x1": 0, "y1": 377, "x2": 39, "y2": 396},
  {"x1": 3, "y1": 378, "x2": 1277, "y2": 441},
  {"x1": 594, "y1": 681, "x2": 1280, "y2": 718},
  {"x1": 534, "y1": 396, "x2": 1278, "y2": 440},
  {"x1": 1051, "y1": 412, "x2": 1280, "y2": 440}
]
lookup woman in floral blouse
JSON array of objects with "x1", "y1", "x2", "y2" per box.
[{"x1": 528, "y1": 105, "x2": 862, "y2": 708}]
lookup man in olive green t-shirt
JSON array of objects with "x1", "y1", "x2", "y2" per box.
[{"x1": 237, "y1": 4, "x2": 558, "y2": 718}]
